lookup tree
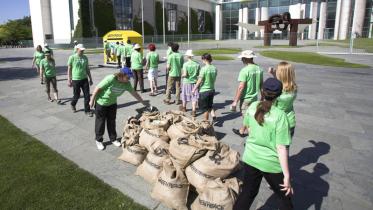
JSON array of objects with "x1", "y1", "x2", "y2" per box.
[
  {"x1": 93, "y1": 0, "x2": 116, "y2": 37},
  {"x1": 0, "y1": 16, "x2": 32, "y2": 43},
  {"x1": 74, "y1": 0, "x2": 93, "y2": 38}
]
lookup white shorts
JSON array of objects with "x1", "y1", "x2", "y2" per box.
[{"x1": 148, "y1": 68, "x2": 158, "y2": 81}]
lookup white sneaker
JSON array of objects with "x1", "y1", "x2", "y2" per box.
[
  {"x1": 96, "y1": 141, "x2": 104, "y2": 150},
  {"x1": 112, "y1": 140, "x2": 121, "y2": 147}
]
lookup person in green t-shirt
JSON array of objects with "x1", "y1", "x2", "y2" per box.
[
  {"x1": 89, "y1": 70, "x2": 150, "y2": 151},
  {"x1": 104, "y1": 40, "x2": 111, "y2": 64},
  {"x1": 73, "y1": 40, "x2": 78, "y2": 54},
  {"x1": 67, "y1": 44, "x2": 94, "y2": 117},
  {"x1": 124, "y1": 39, "x2": 133, "y2": 68},
  {"x1": 40, "y1": 51, "x2": 61, "y2": 104},
  {"x1": 165, "y1": 42, "x2": 175, "y2": 92},
  {"x1": 145, "y1": 43, "x2": 159, "y2": 96},
  {"x1": 231, "y1": 50, "x2": 263, "y2": 138},
  {"x1": 131, "y1": 44, "x2": 145, "y2": 92},
  {"x1": 192, "y1": 53, "x2": 217, "y2": 122},
  {"x1": 234, "y1": 78, "x2": 293, "y2": 210},
  {"x1": 269, "y1": 61, "x2": 297, "y2": 138},
  {"x1": 180, "y1": 50, "x2": 200, "y2": 117},
  {"x1": 114, "y1": 42, "x2": 121, "y2": 67},
  {"x1": 164, "y1": 43, "x2": 184, "y2": 105},
  {"x1": 32, "y1": 45, "x2": 45, "y2": 84}
]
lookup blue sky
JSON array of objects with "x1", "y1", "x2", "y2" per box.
[{"x1": 0, "y1": 0, "x2": 30, "y2": 24}]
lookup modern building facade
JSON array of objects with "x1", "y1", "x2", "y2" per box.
[
  {"x1": 29, "y1": 0, "x2": 373, "y2": 46},
  {"x1": 217, "y1": 0, "x2": 373, "y2": 40}
]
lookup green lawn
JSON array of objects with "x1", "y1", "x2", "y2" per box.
[
  {"x1": 254, "y1": 45, "x2": 303, "y2": 48},
  {"x1": 212, "y1": 55, "x2": 235, "y2": 60},
  {"x1": 193, "y1": 48, "x2": 241, "y2": 56},
  {"x1": 260, "y1": 50, "x2": 369, "y2": 68},
  {"x1": 85, "y1": 49, "x2": 104, "y2": 54},
  {"x1": 0, "y1": 116, "x2": 148, "y2": 210},
  {"x1": 319, "y1": 38, "x2": 373, "y2": 53}
]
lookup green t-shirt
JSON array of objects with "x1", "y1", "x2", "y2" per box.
[
  {"x1": 274, "y1": 90, "x2": 297, "y2": 128},
  {"x1": 67, "y1": 54, "x2": 89, "y2": 80},
  {"x1": 198, "y1": 64, "x2": 217, "y2": 92},
  {"x1": 40, "y1": 58, "x2": 56, "y2": 78},
  {"x1": 166, "y1": 47, "x2": 172, "y2": 59},
  {"x1": 242, "y1": 101, "x2": 291, "y2": 173},
  {"x1": 131, "y1": 50, "x2": 143, "y2": 70},
  {"x1": 124, "y1": 44, "x2": 133, "y2": 57},
  {"x1": 238, "y1": 64, "x2": 263, "y2": 103},
  {"x1": 146, "y1": 51, "x2": 159, "y2": 68},
  {"x1": 34, "y1": 51, "x2": 45, "y2": 66},
  {"x1": 182, "y1": 60, "x2": 200, "y2": 84},
  {"x1": 96, "y1": 75, "x2": 134, "y2": 106},
  {"x1": 104, "y1": 42, "x2": 110, "y2": 50},
  {"x1": 116, "y1": 45, "x2": 124, "y2": 56},
  {"x1": 167, "y1": 52, "x2": 184, "y2": 77}
]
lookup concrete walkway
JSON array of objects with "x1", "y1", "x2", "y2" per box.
[{"x1": 0, "y1": 46, "x2": 372, "y2": 210}]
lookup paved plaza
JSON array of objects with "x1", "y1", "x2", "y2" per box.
[{"x1": 0, "y1": 41, "x2": 373, "y2": 209}]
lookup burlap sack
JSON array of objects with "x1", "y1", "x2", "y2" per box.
[
  {"x1": 139, "y1": 128, "x2": 170, "y2": 151},
  {"x1": 151, "y1": 159, "x2": 189, "y2": 210},
  {"x1": 121, "y1": 118, "x2": 142, "y2": 146},
  {"x1": 191, "y1": 178, "x2": 241, "y2": 210},
  {"x1": 167, "y1": 116, "x2": 201, "y2": 140},
  {"x1": 185, "y1": 143, "x2": 240, "y2": 193},
  {"x1": 160, "y1": 110, "x2": 185, "y2": 124},
  {"x1": 135, "y1": 150, "x2": 170, "y2": 184},
  {"x1": 139, "y1": 110, "x2": 160, "y2": 122},
  {"x1": 118, "y1": 144, "x2": 148, "y2": 166},
  {"x1": 198, "y1": 120, "x2": 215, "y2": 136},
  {"x1": 169, "y1": 135, "x2": 217, "y2": 169},
  {"x1": 141, "y1": 118, "x2": 170, "y2": 131}
]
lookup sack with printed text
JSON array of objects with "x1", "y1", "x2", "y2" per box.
[{"x1": 118, "y1": 144, "x2": 148, "y2": 166}]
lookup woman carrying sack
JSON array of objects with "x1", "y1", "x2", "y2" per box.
[
  {"x1": 89, "y1": 68, "x2": 150, "y2": 151},
  {"x1": 234, "y1": 78, "x2": 293, "y2": 210},
  {"x1": 31, "y1": 45, "x2": 45, "y2": 84}
]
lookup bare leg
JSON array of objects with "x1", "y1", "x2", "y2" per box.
[
  {"x1": 210, "y1": 109, "x2": 216, "y2": 118},
  {"x1": 53, "y1": 92, "x2": 59, "y2": 100},
  {"x1": 154, "y1": 79, "x2": 158, "y2": 93},
  {"x1": 149, "y1": 80, "x2": 154, "y2": 94},
  {"x1": 192, "y1": 101, "x2": 197, "y2": 112},
  {"x1": 204, "y1": 111, "x2": 209, "y2": 121}
]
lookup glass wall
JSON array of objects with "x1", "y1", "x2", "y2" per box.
[{"x1": 113, "y1": 0, "x2": 133, "y2": 30}]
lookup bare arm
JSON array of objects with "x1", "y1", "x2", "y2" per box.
[
  {"x1": 232, "y1": 82, "x2": 246, "y2": 106},
  {"x1": 192, "y1": 78, "x2": 203, "y2": 93},
  {"x1": 130, "y1": 90, "x2": 149, "y2": 106},
  {"x1": 67, "y1": 65, "x2": 72, "y2": 87},
  {"x1": 89, "y1": 87, "x2": 101, "y2": 108},
  {"x1": 277, "y1": 144, "x2": 293, "y2": 196}
]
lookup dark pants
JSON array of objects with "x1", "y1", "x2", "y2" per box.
[
  {"x1": 117, "y1": 55, "x2": 121, "y2": 67},
  {"x1": 71, "y1": 79, "x2": 90, "y2": 112},
  {"x1": 45, "y1": 76, "x2": 57, "y2": 94},
  {"x1": 234, "y1": 163, "x2": 293, "y2": 210},
  {"x1": 133, "y1": 69, "x2": 144, "y2": 91},
  {"x1": 95, "y1": 103, "x2": 117, "y2": 142},
  {"x1": 125, "y1": 57, "x2": 131, "y2": 68}
]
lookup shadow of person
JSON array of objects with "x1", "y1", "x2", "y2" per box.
[{"x1": 258, "y1": 140, "x2": 331, "y2": 210}]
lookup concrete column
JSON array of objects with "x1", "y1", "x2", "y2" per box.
[
  {"x1": 260, "y1": 7, "x2": 268, "y2": 37},
  {"x1": 318, "y1": 1, "x2": 327, "y2": 39},
  {"x1": 370, "y1": 11, "x2": 373, "y2": 38},
  {"x1": 339, "y1": 0, "x2": 352, "y2": 40},
  {"x1": 352, "y1": 0, "x2": 367, "y2": 37},
  {"x1": 51, "y1": 0, "x2": 73, "y2": 43},
  {"x1": 29, "y1": 0, "x2": 45, "y2": 47},
  {"x1": 72, "y1": 0, "x2": 80, "y2": 30},
  {"x1": 308, "y1": 0, "x2": 318, "y2": 40},
  {"x1": 215, "y1": 4, "x2": 222, "y2": 40},
  {"x1": 334, "y1": 0, "x2": 342, "y2": 40},
  {"x1": 243, "y1": 7, "x2": 248, "y2": 40},
  {"x1": 238, "y1": 8, "x2": 243, "y2": 40},
  {"x1": 289, "y1": 3, "x2": 302, "y2": 19},
  {"x1": 255, "y1": 7, "x2": 260, "y2": 38}
]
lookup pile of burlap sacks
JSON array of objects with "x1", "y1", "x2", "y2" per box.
[{"x1": 118, "y1": 110, "x2": 242, "y2": 210}]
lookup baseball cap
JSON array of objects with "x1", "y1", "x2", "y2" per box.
[
  {"x1": 185, "y1": 49, "x2": 194, "y2": 57},
  {"x1": 263, "y1": 78, "x2": 283, "y2": 96},
  {"x1": 120, "y1": 67, "x2": 133, "y2": 78},
  {"x1": 76, "y1": 44, "x2": 86, "y2": 50},
  {"x1": 238, "y1": 50, "x2": 257, "y2": 59}
]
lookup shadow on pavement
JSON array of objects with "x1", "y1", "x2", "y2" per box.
[
  {"x1": 258, "y1": 140, "x2": 331, "y2": 210},
  {"x1": 0, "y1": 65, "x2": 68, "y2": 81},
  {"x1": 0, "y1": 57, "x2": 32, "y2": 62}
]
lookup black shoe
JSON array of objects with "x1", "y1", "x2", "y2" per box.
[
  {"x1": 71, "y1": 105, "x2": 77, "y2": 113},
  {"x1": 85, "y1": 111, "x2": 93, "y2": 117},
  {"x1": 232, "y1": 128, "x2": 247, "y2": 138}
]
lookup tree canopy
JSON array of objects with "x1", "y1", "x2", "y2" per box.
[{"x1": 0, "y1": 16, "x2": 32, "y2": 43}]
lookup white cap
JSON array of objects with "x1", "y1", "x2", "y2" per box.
[
  {"x1": 74, "y1": 40, "x2": 78, "y2": 43},
  {"x1": 133, "y1": 44, "x2": 141, "y2": 49},
  {"x1": 184, "y1": 49, "x2": 194, "y2": 57},
  {"x1": 76, "y1": 44, "x2": 86, "y2": 50},
  {"x1": 44, "y1": 43, "x2": 49, "y2": 47},
  {"x1": 238, "y1": 50, "x2": 257, "y2": 59}
]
